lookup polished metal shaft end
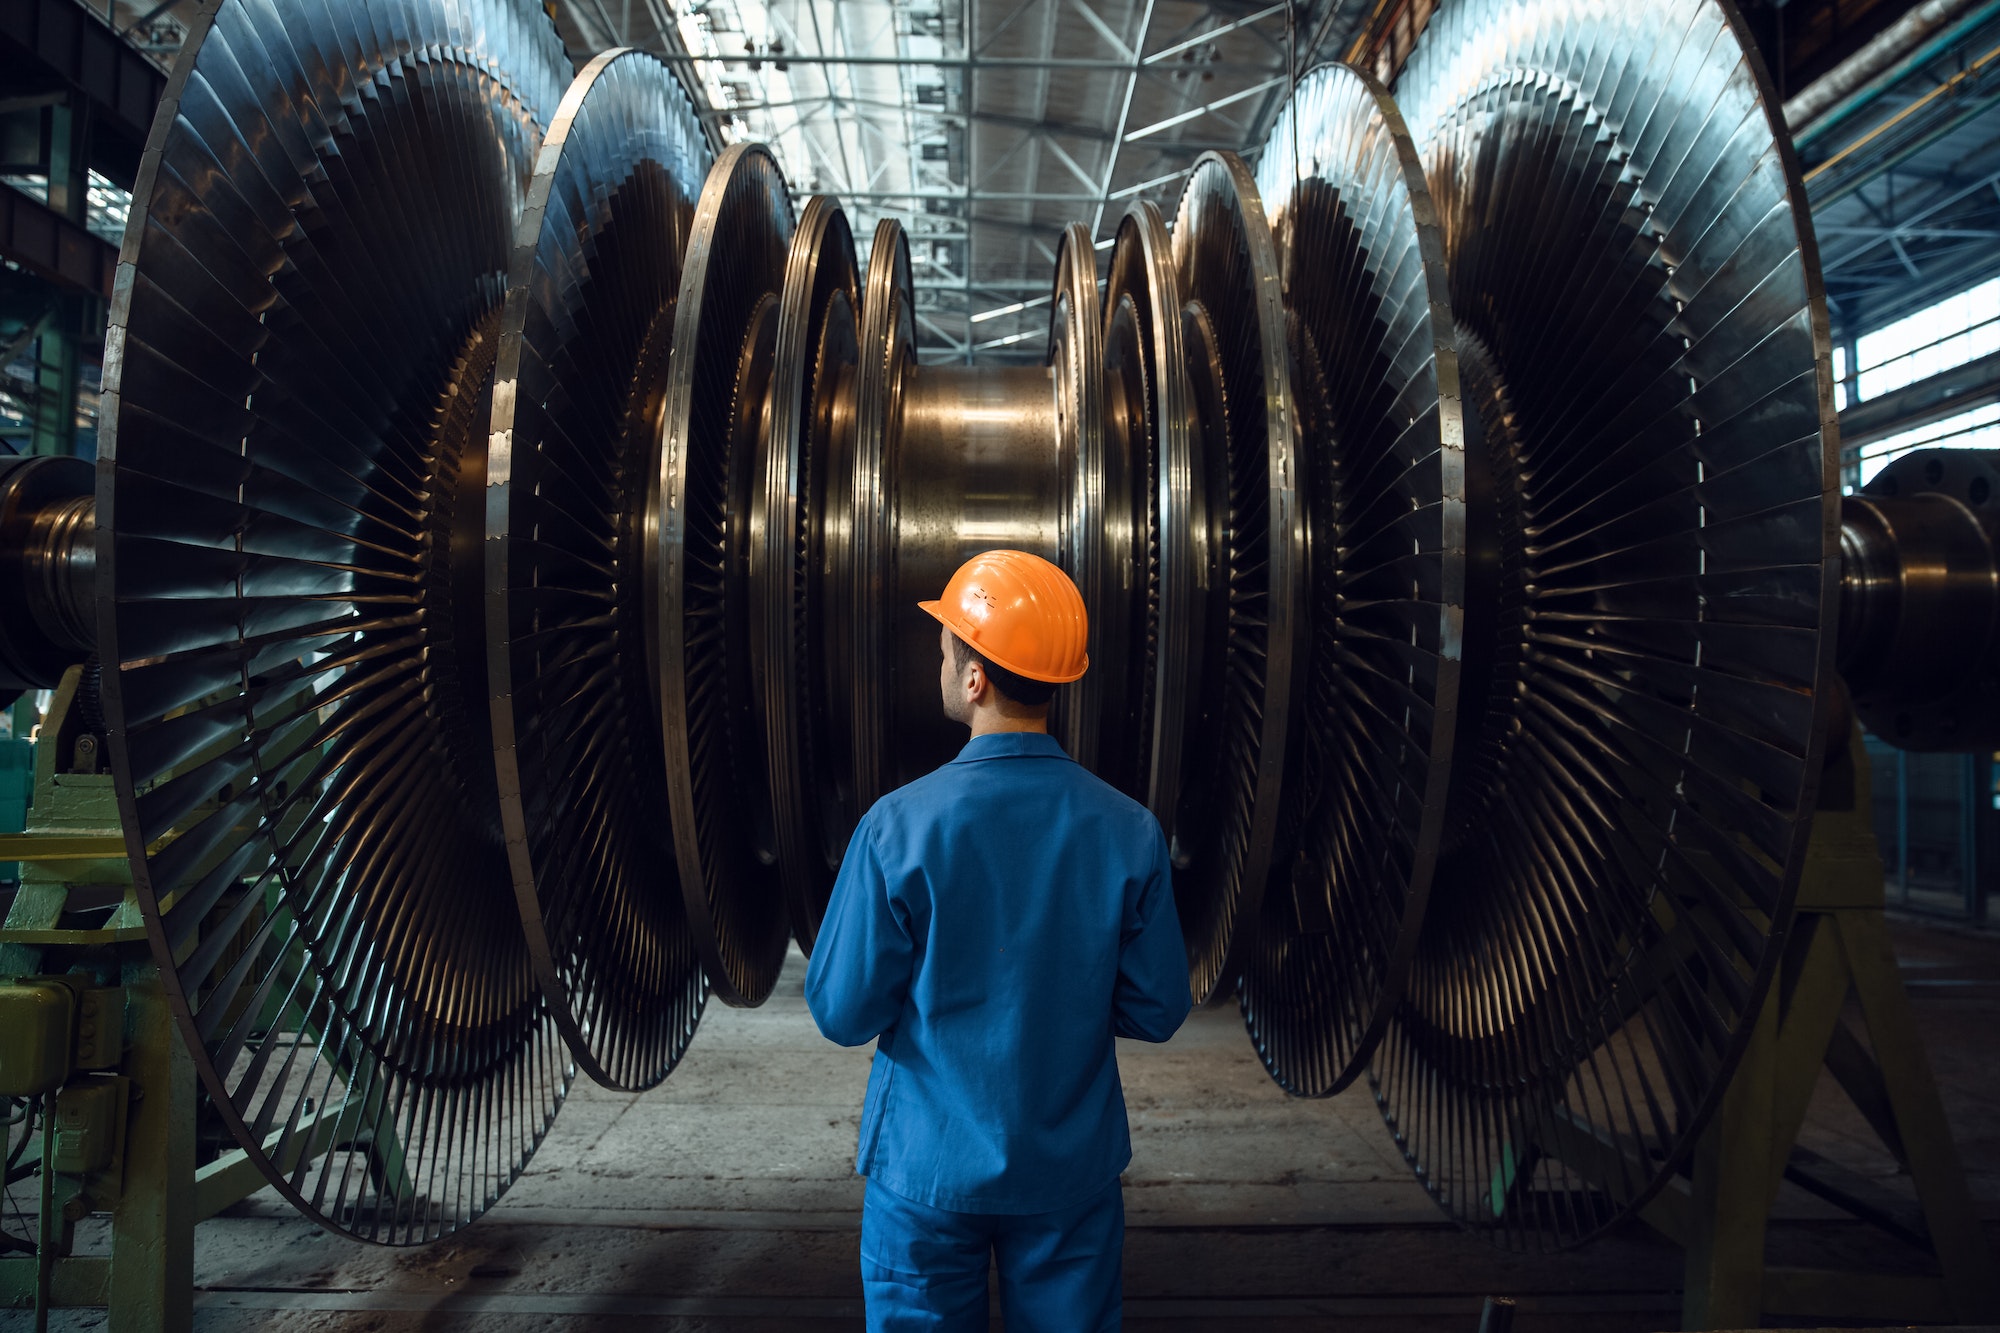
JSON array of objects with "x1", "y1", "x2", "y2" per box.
[
  {"x1": 0, "y1": 456, "x2": 95, "y2": 690},
  {"x1": 1841, "y1": 448, "x2": 2000, "y2": 748}
]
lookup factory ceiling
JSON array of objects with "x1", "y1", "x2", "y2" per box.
[
  {"x1": 1792, "y1": 1, "x2": 2000, "y2": 346},
  {"x1": 544, "y1": 0, "x2": 1376, "y2": 360},
  {"x1": 61, "y1": 0, "x2": 2000, "y2": 360}
]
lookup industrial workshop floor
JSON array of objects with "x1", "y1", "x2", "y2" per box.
[{"x1": 23, "y1": 917, "x2": 2000, "y2": 1332}]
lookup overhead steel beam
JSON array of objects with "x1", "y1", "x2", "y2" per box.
[
  {"x1": 1082, "y1": 1, "x2": 1296, "y2": 238},
  {"x1": 969, "y1": 294, "x2": 1052, "y2": 323},
  {"x1": 1820, "y1": 226, "x2": 2000, "y2": 239},
  {"x1": 1820, "y1": 166, "x2": 2000, "y2": 276},
  {"x1": 1110, "y1": 165, "x2": 1195, "y2": 198},
  {"x1": 963, "y1": 0, "x2": 976, "y2": 364},
  {"x1": 915, "y1": 309, "x2": 966, "y2": 351},
  {"x1": 1144, "y1": 2, "x2": 1287, "y2": 64},
  {"x1": 0, "y1": 0, "x2": 166, "y2": 183},
  {"x1": 714, "y1": 97, "x2": 1255, "y2": 158},
  {"x1": 1805, "y1": 40, "x2": 2000, "y2": 207},
  {"x1": 676, "y1": 0, "x2": 1299, "y2": 361},
  {"x1": 0, "y1": 305, "x2": 54, "y2": 371},
  {"x1": 1124, "y1": 74, "x2": 1287, "y2": 141},
  {"x1": 119, "y1": 0, "x2": 189, "y2": 39},
  {"x1": 684, "y1": 52, "x2": 1284, "y2": 71},
  {"x1": 708, "y1": 96, "x2": 1118, "y2": 143},
  {"x1": 1825, "y1": 253, "x2": 2000, "y2": 339},
  {"x1": 1087, "y1": 0, "x2": 1157, "y2": 241},
  {"x1": 912, "y1": 278, "x2": 1058, "y2": 291},
  {"x1": 824, "y1": 190, "x2": 1112, "y2": 201},
  {"x1": 976, "y1": 327, "x2": 1042, "y2": 350},
  {"x1": 1302, "y1": 0, "x2": 1374, "y2": 67},
  {"x1": 1788, "y1": 0, "x2": 1997, "y2": 141},
  {"x1": 900, "y1": 212, "x2": 1121, "y2": 241},
  {"x1": 0, "y1": 184, "x2": 116, "y2": 300},
  {"x1": 1007, "y1": 0, "x2": 1062, "y2": 352},
  {"x1": 1062, "y1": 0, "x2": 1133, "y2": 61}
]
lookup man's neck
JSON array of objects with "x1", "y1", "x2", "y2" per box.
[{"x1": 966, "y1": 710, "x2": 1049, "y2": 739}]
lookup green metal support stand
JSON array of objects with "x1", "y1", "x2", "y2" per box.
[
  {"x1": 107, "y1": 966, "x2": 194, "y2": 1333},
  {"x1": 1683, "y1": 965, "x2": 1778, "y2": 1328},
  {"x1": 0, "y1": 964, "x2": 195, "y2": 1332},
  {"x1": 1489, "y1": 721, "x2": 1999, "y2": 1329},
  {"x1": 0, "y1": 666, "x2": 416, "y2": 1328},
  {"x1": 1680, "y1": 726, "x2": 2000, "y2": 1329},
  {"x1": 0, "y1": 671, "x2": 215, "y2": 1331}
]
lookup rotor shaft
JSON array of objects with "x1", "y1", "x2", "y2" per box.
[
  {"x1": 1839, "y1": 448, "x2": 2000, "y2": 747},
  {"x1": 884, "y1": 363, "x2": 1063, "y2": 782},
  {"x1": 0, "y1": 456, "x2": 95, "y2": 690}
]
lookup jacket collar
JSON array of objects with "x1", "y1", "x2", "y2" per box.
[{"x1": 950, "y1": 731, "x2": 1070, "y2": 764}]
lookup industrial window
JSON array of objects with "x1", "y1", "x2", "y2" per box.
[{"x1": 1842, "y1": 275, "x2": 2000, "y2": 486}]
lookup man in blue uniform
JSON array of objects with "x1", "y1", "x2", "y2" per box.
[{"x1": 804, "y1": 549, "x2": 1192, "y2": 1332}]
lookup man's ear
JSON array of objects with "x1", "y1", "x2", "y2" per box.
[{"x1": 963, "y1": 658, "x2": 989, "y2": 705}]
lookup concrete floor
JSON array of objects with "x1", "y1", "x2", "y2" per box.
[{"x1": 15, "y1": 916, "x2": 2000, "y2": 1331}]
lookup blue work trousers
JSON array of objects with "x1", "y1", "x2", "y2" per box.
[{"x1": 859, "y1": 1176, "x2": 1124, "y2": 1332}]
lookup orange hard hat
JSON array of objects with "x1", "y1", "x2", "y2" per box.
[{"x1": 919, "y1": 550, "x2": 1089, "y2": 684}]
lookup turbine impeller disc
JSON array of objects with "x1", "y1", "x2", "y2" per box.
[
  {"x1": 828, "y1": 219, "x2": 914, "y2": 807},
  {"x1": 656, "y1": 143, "x2": 796, "y2": 1006},
  {"x1": 1239, "y1": 61, "x2": 1467, "y2": 1100},
  {"x1": 488, "y1": 48, "x2": 714, "y2": 1090},
  {"x1": 1167, "y1": 152, "x2": 1303, "y2": 1005},
  {"x1": 759, "y1": 194, "x2": 861, "y2": 953},
  {"x1": 1377, "y1": 0, "x2": 1840, "y2": 1245},
  {"x1": 1050, "y1": 222, "x2": 1133, "y2": 784},
  {"x1": 1104, "y1": 202, "x2": 1181, "y2": 818},
  {"x1": 100, "y1": 0, "x2": 572, "y2": 1242}
]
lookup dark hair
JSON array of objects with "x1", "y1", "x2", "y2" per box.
[{"x1": 950, "y1": 633, "x2": 1058, "y2": 708}]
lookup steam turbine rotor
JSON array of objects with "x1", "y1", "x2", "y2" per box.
[{"x1": 32, "y1": 0, "x2": 2000, "y2": 1252}]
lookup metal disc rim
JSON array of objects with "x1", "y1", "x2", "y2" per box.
[
  {"x1": 1237, "y1": 60, "x2": 1467, "y2": 1098},
  {"x1": 1050, "y1": 221, "x2": 1119, "y2": 773},
  {"x1": 1111, "y1": 201, "x2": 1194, "y2": 833},
  {"x1": 655, "y1": 141, "x2": 797, "y2": 1006},
  {"x1": 1375, "y1": 0, "x2": 1841, "y2": 1245},
  {"x1": 1168, "y1": 150, "x2": 1303, "y2": 1005},
  {"x1": 100, "y1": 0, "x2": 571, "y2": 1242},
  {"x1": 487, "y1": 46, "x2": 715, "y2": 1089},
  {"x1": 759, "y1": 194, "x2": 860, "y2": 953},
  {"x1": 837, "y1": 219, "x2": 914, "y2": 809}
]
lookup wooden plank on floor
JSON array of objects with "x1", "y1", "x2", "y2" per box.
[
  {"x1": 192, "y1": 1286, "x2": 1684, "y2": 1320},
  {"x1": 1763, "y1": 1265, "x2": 1956, "y2": 1323},
  {"x1": 469, "y1": 1205, "x2": 1459, "y2": 1232}
]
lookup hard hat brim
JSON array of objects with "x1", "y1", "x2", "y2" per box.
[{"x1": 918, "y1": 599, "x2": 1089, "y2": 684}]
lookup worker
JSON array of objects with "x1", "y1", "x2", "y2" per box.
[{"x1": 804, "y1": 549, "x2": 1192, "y2": 1332}]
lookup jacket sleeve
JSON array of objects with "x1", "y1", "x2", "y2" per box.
[
  {"x1": 804, "y1": 815, "x2": 916, "y2": 1047},
  {"x1": 1113, "y1": 822, "x2": 1192, "y2": 1042}
]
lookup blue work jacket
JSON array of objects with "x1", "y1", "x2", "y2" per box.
[{"x1": 804, "y1": 730, "x2": 1192, "y2": 1215}]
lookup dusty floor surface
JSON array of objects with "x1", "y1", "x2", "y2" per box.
[{"x1": 9, "y1": 917, "x2": 2000, "y2": 1331}]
